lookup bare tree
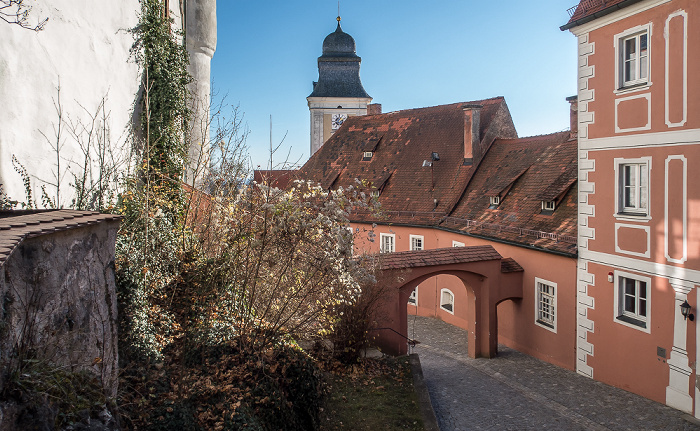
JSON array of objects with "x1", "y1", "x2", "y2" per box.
[{"x1": 1, "y1": 0, "x2": 47, "y2": 31}]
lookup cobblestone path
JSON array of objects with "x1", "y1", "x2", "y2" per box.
[{"x1": 408, "y1": 315, "x2": 700, "y2": 431}]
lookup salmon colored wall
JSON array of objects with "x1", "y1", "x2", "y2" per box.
[
  {"x1": 586, "y1": 143, "x2": 700, "y2": 269},
  {"x1": 585, "y1": 262, "x2": 678, "y2": 403},
  {"x1": 586, "y1": 1, "x2": 700, "y2": 140},
  {"x1": 350, "y1": 222, "x2": 577, "y2": 369},
  {"x1": 407, "y1": 274, "x2": 470, "y2": 329}
]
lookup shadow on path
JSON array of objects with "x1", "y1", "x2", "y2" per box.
[{"x1": 409, "y1": 315, "x2": 700, "y2": 431}]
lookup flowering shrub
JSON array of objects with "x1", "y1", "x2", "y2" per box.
[{"x1": 188, "y1": 180, "x2": 378, "y2": 349}]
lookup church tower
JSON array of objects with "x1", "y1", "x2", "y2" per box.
[{"x1": 308, "y1": 17, "x2": 372, "y2": 155}]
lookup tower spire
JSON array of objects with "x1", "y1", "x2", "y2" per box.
[{"x1": 337, "y1": 1, "x2": 340, "y2": 22}]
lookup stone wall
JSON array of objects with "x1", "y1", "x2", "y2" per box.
[{"x1": 0, "y1": 216, "x2": 120, "y2": 398}]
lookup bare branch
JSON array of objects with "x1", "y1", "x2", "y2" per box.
[{"x1": 0, "y1": 0, "x2": 48, "y2": 31}]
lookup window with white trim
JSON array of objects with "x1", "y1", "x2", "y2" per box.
[
  {"x1": 489, "y1": 196, "x2": 500, "y2": 209},
  {"x1": 452, "y1": 240, "x2": 465, "y2": 247},
  {"x1": 363, "y1": 151, "x2": 373, "y2": 161},
  {"x1": 440, "y1": 289, "x2": 454, "y2": 313},
  {"x1": 614, "y1": 271, "x2": 651, "y2": 331},
  {"x1": 380, "y1": 233, "x2": 395, "y2": 253},
  {"x1": 370, "y1": 190, "x2": 380, "y2": 198},
  {"x1": 534, "y1": 278, "x2": 556, "y2": 332},
  {"x1": 408, "y1": 288, "x2": 417, "y2": 305},
  {"x1": 410, "y1": 235, "x2": 424, "y2": 251},
  {"x1": 620, "y1": 31, "x2": 648, "y2": 88},
  {"x1": 542, "y1": 201, "x2": 556, "y2": 211},
  {"x1": 616, "y1": 158, "x2": 650, "y2": 217}
]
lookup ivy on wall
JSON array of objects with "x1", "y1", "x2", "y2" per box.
[{"x1": 130, "y1": 0, "x2": 191, "y2": 211}]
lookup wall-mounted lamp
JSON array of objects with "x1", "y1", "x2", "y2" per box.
[
  {"x1": 680, "y1": 300, "x2": 694, "y2": 321},
  {"x1": 608, "y1": 272, "x2": 613, "y2": 283}
]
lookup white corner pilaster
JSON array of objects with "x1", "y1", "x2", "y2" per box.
[{"x1": 666, "y1": 282, "x2": 693, "y2": 413}]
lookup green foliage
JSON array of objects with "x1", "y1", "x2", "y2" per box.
[
  {"x1": 131, "y1": 0, "x2": 191, "y2": 206},
  {"x1": 0, "y1": 183, "x2": 17, "y2": 210},
  {"x1": 10, "y1": 155, "x2": 35, "y2": 209}
]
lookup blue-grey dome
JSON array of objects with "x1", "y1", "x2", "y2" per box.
[
  {"x1": 321, "y1": 22, "x2": 358, "y2": 58},
  {"x1": 309, "y1": 19, "x2": 370, "y2": 99}
]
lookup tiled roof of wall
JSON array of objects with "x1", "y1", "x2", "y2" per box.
[
  {"x1": 0, "y1": 210, "x2": 121, "y2": 266},
  {"x1": 298, "y1": 98, "x2": 578, "y2": 255},
  {"x1": 380, "y1": 245, "x2": 502, "y2": 270}
]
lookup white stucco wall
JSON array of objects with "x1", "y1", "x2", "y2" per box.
[{"x1": 0, "y1": 0, "x2": 142, "y2": 207}]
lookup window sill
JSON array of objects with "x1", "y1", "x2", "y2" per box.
[
  {"x1": 440, "y1": 305, "x2": 454, "y2": 315},
  {"x1": 614, "y1": 314, "x2": 650, "y2": 333},
  {"x1": 614, "y1": 81, "x2": 651, "y2": 95},
  {"x1": 614, "y1": 212, "x2": 651, "y2": 222},
  {"x1": 535, "y1": 319, "x2": 557, "y2": 333}
]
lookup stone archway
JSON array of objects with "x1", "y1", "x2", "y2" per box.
[{"x1": 371, "y1": 245, "x2": 523, "y2": 358}]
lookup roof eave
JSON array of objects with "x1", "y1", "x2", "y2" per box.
[{"x1": 560, "y1": 0, "x2": 646, "y2": 31}]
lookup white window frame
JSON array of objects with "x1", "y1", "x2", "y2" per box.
[
  {"x1": 534, "y1": 278, "x2": 557, "y2": 333},
  {"x1": 489, "y1": 196, "x2": 500, "y2": 208},
  {"x1": 379, "y1": 233, "x2": 395, "y2": 253},
  {"x1": 614, "y1": 24, "x2": 651, "y2": 92},
  {"x1": 370, "y1": 190, "x2": 380, "y2": 198},
  {"x1": 542, "y1": 201, "x2": 556, "y2": 211},
  {"x1": 452, "y1": 240, "x2": 465, "y2": 247},
  {"x1": 408, "y1": 287, "x2": 417, "y2": 306},
  {"x1": 439, "y1": 288, "x2": 454, "y2": 314},
  {"x1": 613, "y1": 270, "x2": 651, "y2": 333},
  {"x1": 614, "y1": 157, "x2": 651, "y2": 220},
  {"x1": 410, "y1": 235, "x2": 424, "y2": 251}
]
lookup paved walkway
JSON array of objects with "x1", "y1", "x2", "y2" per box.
[{"x1": 408, "y1": 315, "x2": 700, "y2": 431}]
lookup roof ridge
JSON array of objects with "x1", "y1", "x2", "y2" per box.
[{"x1": 367, "y1": 96, "x2": 505, "y2": 118}]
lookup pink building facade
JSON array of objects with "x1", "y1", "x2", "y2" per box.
[{"x1": 564, "y1": 0, "x2": 700, "y2": 415}]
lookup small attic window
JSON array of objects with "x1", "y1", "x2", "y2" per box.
[
  {"x1": 370, "y1": 190, "x2": 380, "y2": 198},
  {"x1": 541, "y1": 200, "x2": 556, "y2": 215},
  {"x1": 363, "y1": 151, "x2": 373, "y2": 161},
  {"x1": 488, "y1": 196, "x2": 500, "y2": 209}
]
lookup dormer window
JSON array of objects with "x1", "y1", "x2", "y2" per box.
[
  {"x1": 370, "y1": 190, "x2": 380, "y2": 198},
  {"x1": 488, "y1": 196, "x2": 500, "y2": 209},
  {"x1": 362, "y1": 151, "x2": 373, "y2": 161},
  {"x1": 542, "y1": 200, "x2": 556, "y2": 213}
]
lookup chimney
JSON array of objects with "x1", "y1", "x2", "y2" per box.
[
  {"x1": 462, "y1": 104, "x2": 482, "y2": 166},
  {"x1": 566, "y1": 95, "x2": 578, "y2": 139},
  {"x1": 368, "y1": 103, "x2": 382, "y2": 115}
]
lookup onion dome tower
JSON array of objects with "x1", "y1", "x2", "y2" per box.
[{"x1": 308, "y1": 16, "x2": 372, "y2": 155}]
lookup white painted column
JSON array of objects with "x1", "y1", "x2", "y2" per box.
[{"x1": 667, "y1": 282, "x2": 693, "y2": 413}]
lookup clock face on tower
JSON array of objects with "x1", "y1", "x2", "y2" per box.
[{"x1": 331, "y1": 113, "x2": 348, "y2": 131}]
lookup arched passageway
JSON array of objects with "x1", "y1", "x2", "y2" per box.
[{"x1": 371, "y1": 245, "x2": 523, "y2": 358}]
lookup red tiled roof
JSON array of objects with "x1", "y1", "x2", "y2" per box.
[
  {"x1": 563, "y1": 0, "x2": 643, "y2": 29},
  {"x1": 298, "y1": 99, "x2": 577, "y2": 255},
  {"x1": 380, "y1": 245, "x2": 502, "y2": 270},
  {"x1": 299, "y1": 97, "x2": 515, "y2": 214},
  {"x1": 253, "y1": 170, "x2": 296, "y2": 189},
  {"x1": 447, "y1": 132, "x2": 578, "y2": 254},
  {"x1": 0, "y1": 210, "x2": 121, "y2": 265},
  {"x1": 500, "y1": 258, "x2": 524, "y2": 273}
]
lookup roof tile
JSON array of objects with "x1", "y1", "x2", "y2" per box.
[{"x1": 0, "y1": 210, "x2": 122, "y2": 266}]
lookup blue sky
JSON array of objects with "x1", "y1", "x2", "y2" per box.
[{"x1": 211, "y1": 1, "x2": 579, "y2": 170}]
